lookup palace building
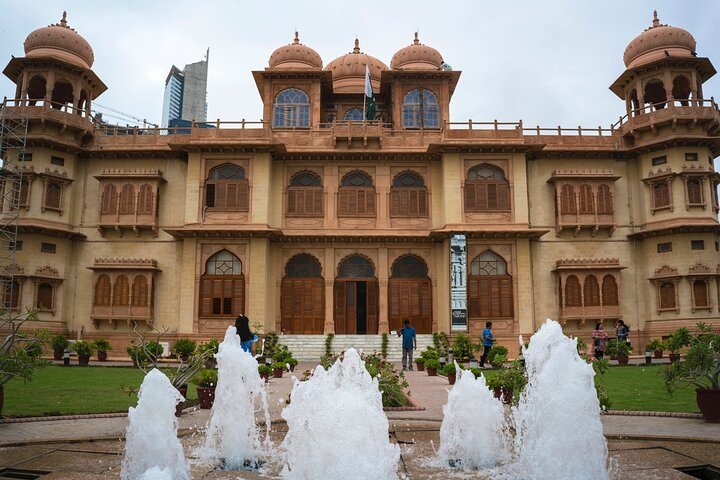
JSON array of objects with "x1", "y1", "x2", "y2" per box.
[{"x1": 1, "y1": 12, "x2": 719, "y2": 356}]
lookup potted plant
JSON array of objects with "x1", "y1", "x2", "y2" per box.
[
  {"x1": 442, "y1": 363, "x2": 457, "y2": 385},
  {"x1": 415, "y1": 357, "x2": 425, "y2": 372},
  {"x1": 488, "y1": 345, "x2": 509, "y2": 369},
  {"x1": 287, "y1": 357, "x2": 299, "y2": 372},
  {"x1": 614, "y1": 341, "x2": 632, "y2": 365},
  {"x1": 489, "y1": 360, "x2": 527, "y2": 404},
  {"x1": 425, "y1": 358, "x2": 440, "y2": 376},
  {"x1": 93, "y1": 339, "x2": 111, "y2": 361},
  {"x1": 51, "y1": 335, "x2": 69, "y2": 361},
  {"x1": 576, "y1": 337, "x2": 588, "y2": 356},
  {"x1": 193, "y1": 369, "x2": 218, "y2": 409},
  {"x1": 173, "y1": 338, "x2": 196, "y2": 362},
  {"x1": 199, "y1": 339, "x2": 219, "y2": 367},
  {"x1": 72, "y1": 340, "x2": 96, "y2": 366},
  {"x1": 647, "y1": 339, "x2": 666, "y2": 359},
  {"x1": 126, "y1": 344, "x2": 143, "y2": 367},
  {"x1": 452, "y1": 333, "x2": 474, "y2": 363},
  {"x1": 258, "y1": 364, "x2": 271, "y2": 382},
  {"x1": 272, "y1": 361, "x2": 286, "y2": 378},
  {"x1": 667, "y1": 327, "x2": 691, "y2": 363},
  {"x1": 664, "y1": 322, "x2": 720, "y2": 422}
]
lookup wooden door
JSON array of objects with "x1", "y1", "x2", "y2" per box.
[
  {"x1": 281, "y1": 277, "x2": 324, "y2": 334},
  {"x1": 388, "y1": 278, "x2": 432, "y2": 333},
  {"x1": 334, "y1": 279, "x2": 378, "y2": 334}
]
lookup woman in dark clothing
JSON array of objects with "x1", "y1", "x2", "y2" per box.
[{"x1": 235, "y1": 314, "x2": 256, "y2": 354}]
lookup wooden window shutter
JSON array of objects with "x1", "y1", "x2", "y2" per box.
[
  {"x1": 579, "y1": 185, "x2": 594, "y2": 214},
  {"x1": 233, "y1": 276, "x2": 245, "y2": 315},
  {"x1": 225, "y1": 183, "x2": 238, "y2": 208},
  {"x1": 389, "y1": 281, "x2": 400, "y2": 317},
  {"x1": 199, "y1": 277, "x2": 213, "y2": 316},
  {"x1": 687, "y1": 179, "x2": 703, "y2": 204},
  {"x1": 583, "y1": 275, "x2": 600, "y2": 306},
  {"x1": 468, "y1": 277, "x2": 479, "y2": 318},
  {"x1": 334, "y1": 281, "x2": 347, "y2": 334},
  {"x1": 497, "y1": 183, "x2": 509, "y2": 210},
  {"x1": 280, "y1": 278, "x2": 293, "y2": 327},
  {"x1": 137, "y1": 185, "x2": 154, "y2": 215},
  {"x1": 418, "y1": 189, "x2": 428, "y2": 215},
  {"x1": 660, "y1": 283, "x2": 675, "y2": 309},
  {"x1": 420, "y1": 280, "x2": 431, "y2": 319},
  {"x1": 487, "y1": 184, "x2": 498, "y2": 209},
  {"x1": 464, "y1": 182, "x2": 477, "y2": 210},
  {"x1": 94, "y1": 275, "x2": 111, "y2": 306},
  {"x1": 561, "y1": 185, "x2": 576, "y2": 214},
  {"x1": 46, "y1": 183, "x2": 61, "y2": 209},
  {"x1": 654, "y1": 181, "x2": 670, "y2": 208},
  {"x1": 499, "y1": 276, "x2": 513, "y2": 317},
  {"x1": 237, "y1": 181, "x2": 249, "y2": 211},
  {"x1": 214, "y1": 183, "x2": 227, "y2": 209},
  {"x1": 113, "y1": 275, "x2": 130, "y2": 306},
  {"x1": 19, "y1": 180, "x2": 29, "y2": 206},
  {"x1": 101, "y1": 185, "x2": 116, "y2": 214},
  {"x1": 477, "y1": 183, "x2": 488, "y2": 209},
  {"x1": 597, "y1": 185, "x2": 612, "y2": 214},
  {"x1": 37, "y1": 283, "x2": 53, "y2": 309},
  {"x1": 601, "y1": 275, "x2": 618, "y2": 306},
  {"x1": 287, "y1": 189, "x2": 297, "y2": 214},
  {"x1": 565, "y1": 276, "x2": 581, "y2": 307},
  {"x1": 313, "y1": 188, "x2": 323, "y2": 214},
  {"x1": 132, "y1": 276, "x2": 148, "y2": 307},
  {"x1": 303, "y1": 189, "x2": 314, "y2": 213},
  {"x1": 367, "y1": 280, "x2": 378, "y2": 333},
  {"x1": 693, "y1": 280, "x2": 708, "y2": 307},
  {"x1": 478, "y1": 277, "x2": 491, "y2": 316},
  {"x1": 119, "y1": 185, "x2": 135, "y2": 214}
]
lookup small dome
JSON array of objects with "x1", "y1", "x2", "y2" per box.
[
  {"x1": 623, "y1": 11, "x2": 696, "y2": 68},
  {"x1": 268, "y1": 32, "x2": 323, "y2": 69},
  {"x1": 23, "y1": 12, "x2": 95, "y2": 69},
  {"x1": 391, "y1": 33, "x2": 443, "y2": 70},
  {"x1": 324, "y1": 39, "x2": 389, "y2": 94}
]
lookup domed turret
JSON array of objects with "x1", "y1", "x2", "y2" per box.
[
  {"x1": 23, "y1": 11, "x2": 95, "y2": 69},
  {"x1": 623, "y1": 11, "x2": 696, "y2": 69},
  {"x1": 268, "y1": 32, "x2": 323, "y2": 69},
  {"x1": 324, "y1": 39, "x2": 388, "y2": 94},
  {"x1": 390, "y1": 33, "x2": 443, "y2": 70}
]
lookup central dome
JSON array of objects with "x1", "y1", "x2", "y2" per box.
[
  {"x1": 324, "y1": 39, "x2": 389, "y2": 94},
  {"x1": 23, "y1": 12, "x2": 94, "y2": 69},
  {"x1": 391, "y1": 33, "x2": 443, "y2": 70},
  {"x1": 623, "y1": 11, "x2": 696, "y2": 68},
  {"x1": 268, "y1": 32, "x2": 323, "y2": 69}
]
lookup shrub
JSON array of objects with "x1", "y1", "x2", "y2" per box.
[
  {"x1": 415, "y1": 357, "x2": 425, "y2": 365},
  {"x1": 264, "y1": 332, "x2": 279, "y2": 356},
  {"x1": 488, "y1": 345, "x2": 509, "y2": 368},
  {"x1": 258, "y1": 364, "x2": 272, "y2": 376},
  {"x1": 51, "y1": 335, "x2": 69, "y2": 352},
  {"x1": 420, "y1": 347, "x2": 439, "y2": 362},
  {"x1": 93, "y1": 339, "x2": 112, "y2": 352},
  {"x1": 362, "y1": 352, "x2": 409, "y2": 407},
  {"x1": 425, "y1": 359, "x2": 440, "y2": 371},
  {"x1": 381, "y1": 333, "x2": 389, "y2": 357},
  {"x1": 193, "y1": 369, "x2": 218, "y2": 388},
  {"x1": 442, "y1": 363, "x2": 457, "y2": 376},
  {"x1": 72, "y1": 340, "x2": 95, "y2": 357},
  {"x1": 452, "y1": 333, "x2": 474, "y2": 361},
  {"x1": 324, "y1": 333, "x2": 334, "y2": 356},
  {"x1": 647, "y1": 339, "x2": 665, "y2": 352},
  {"x1": 198, "y1": 339, "x2": 219, "y2": 357},
  {"x1": 271, "y1": 361, "x2": 286, "y2": 370},
  {"x1": 145, "y1": 341, "x2": 164, "y2": 361},
  {"x1": 469, "y1": 367, "x2": 483, "y2": 378},
  {"x1": 664, "y1": 322, "x2": 720, "y2": 391},
  {"x1": 287, "y1": 357, "x2": 298, "y2": 368},
  {"x1": 272, "y1": 344, "x2": 293, "y2": 363},
  {"x1": 666, "y1": 327, "x2": 692, "y2": 355},
  {"x1": 173, "y1": 338, "x2": 196, "y2": 358}
]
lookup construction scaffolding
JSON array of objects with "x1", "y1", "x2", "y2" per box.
[{"x1": 0, "y1": 99, "x2": 28, "y2": 323}]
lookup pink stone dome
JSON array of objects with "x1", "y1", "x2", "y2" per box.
[
  {"x1": 623, "y1": 11, "x2": 696, "y2": 68},
  {"x1": 23, "y1": 12, "x2": 94, "y2": 69},
  {"x1": 391, "y1": 33, "x2": 443, "y2": 70},
  {"x1": 324, "y1": 39, "x2": 389, "y2": 94},
  {"x1": 268, "y1": 32, "x2": 323, "y2": 69}
]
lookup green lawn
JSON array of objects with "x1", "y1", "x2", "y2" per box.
[
  {"x1": 602, "y1": 364, "x2": 699, "y2": 413},
  {"x1": 2, "y1": 366, "x2": 198, "y2": 417}
]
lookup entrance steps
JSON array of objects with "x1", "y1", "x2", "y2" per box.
[{"x1": 274, "y1": 334, "x2": 435, "y2": 362}]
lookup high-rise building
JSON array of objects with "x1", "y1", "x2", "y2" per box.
[{"x1": 160, "y1": 51, "x2": 208, "y2": 127}]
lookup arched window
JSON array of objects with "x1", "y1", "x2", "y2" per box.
[
  {"x1": 132, "y1": 276, "x2": 148, "y2": 307},
  {"x1": 51, "y1": 80, "x2": 73, "y2": 110},
  {"x1": 644, "y1": 79, "x2": 666, "y2": 109},
  {"x1": 468, "y1": 250, "x2": 513, "y2": 318},
  {"x1": 205, "y1": 163, "x2": 249, "y2": 210},
  {"x1": 686, "y1": 178, "x2": 703, "y2": 205},
  {"x1": 273, "y1": 88, "x2": 310, "y2": 128},
  {"x1": 597, "y1": 184, "x2": 613, "y2": 214},
  {"x1": 653, "y1": 180, "x2": 671, "y2": 209},
  {"x1": 285, "y1": 254, "x2": 322, "y2": 278},
  {"x1": 602, "y1": 275, "x2": 618, "y2": 306},
  {"x1": 672, "y1": 75, "x2": 691, "y2": 105},
  {"x1": 94, "y1": 275, "x2": 111, "y2": 307},
  {"x1": 113, "y1": 275, "x2": 130, "y2": 306},
  {"x1": 101, "y1": 184, "x2": 117, "y2": 215},
  {"x1": 390, "y1": 171, "x2": 428, "y2": 217},
  {"x1": 27, "y1": 75, "x2": 46, "y2": 105},
  {"x1": 464, "y1": 164, "x2": 510, "y2": 211},
  {"x1": 338, "y1": 171, "x2": 375, "y2": 216},
  {"x1": 199, "y1": 250, "x2": 245, "y2": 317},
  {"x1": 693, "y1": 280, "x2": 709, "y2": 308},
  {"x1": 583, "y1": 275, "x2": 600, "y2": 306},
  {"x1": 119, "y1": 184, "x2": 135, "y2": 215},
  {"x1": 337, "y1": 255, "x2": 375, "y2": 278},
  {"x1": 137, "y1": 184, "x2": 154, "y2": 215},
  {"x1": 565, "y1": 275, "x2": 581, "y2": 307},
  {"x1": 37, "y1": 283, "x2": 54, "y2": 310},
  {"x1": 281, "y1": 254, "x2": 324, "y2": 334},
  {"x1": 343, "y1": 108, "x2": 364, "y2": 121},
  {"x1": 287, "y1": 171, "x2": 323, "y2": 216},
  {"x1": 579, "y1": 185, "x2": 594, "y2": 214},
  {"x1": 402, "y1": 89, "x2": 439, "y2": 128},
  {"x1": 659, "y1": 282, "x2": 676, "y2": 309},
  {"x1": 560, "y1": 184, "x2": 577, "y2": 214},
  {"x1": 391, "y1": 255, "x2": 428, "y2": 278}
]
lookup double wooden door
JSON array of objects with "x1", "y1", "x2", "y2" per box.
[
  {"x1": 334, "y1": 279, "x2": 378, "y2": 334},
  {"x1": 388, "y1": 278, "x2": 432, "y2": 333},
  {"x1": 280, "y1": 278, "x2": 324, "y2": 334}
]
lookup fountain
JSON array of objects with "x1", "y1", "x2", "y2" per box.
[
  {"x1": 511, "y1": 319, "x2": 609, "y2": 480},
  {"x1": 281, "y1": 348, "x2": 400, "y2": 479},
  {"x1": 438, "y1": 364, "x2": 509, "y2": 469},
  {"x1": 120, "y1": 368, "x2": 189, "y2": 480},
  {"x1": 196, "y1": 326, "x2": 270, "y2": 470}
]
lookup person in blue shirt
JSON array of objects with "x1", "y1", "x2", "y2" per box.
[
  {"x1": 479, "y1": 321, "x2": 494, "y2": 368},
  {"x1": 397, "y1": 318, "x2": 417, "y2": 371},
  {"x1": 235, "y1": 314, "x2": 256, "y2": 355}
]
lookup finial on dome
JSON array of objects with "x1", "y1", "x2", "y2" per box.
[
  {"x1": 353, "y1": 38, "x2": 360, "y2": 54},
  {"x1": 413, "y1": 32, "x2": 420, "y2": 45},
  {"x1": 293, "y1": 31, "x2": 299, "y2": 45},
  {"x1": 60, "y1": 11, "x2": 68, "y2": 27},
  {"x1": 652, "y1": 10, "x2": 660, "y2": 28}
]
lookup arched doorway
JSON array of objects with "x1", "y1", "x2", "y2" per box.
[
  {"x1": 281, "y1": 254, "x2": 324, "y2": 334},
  {"x1": 334, "y1": 255, "x2": 378, "y2": 334},
  {"x1": 388, "y1": 255, "x2": 432, "y2": 333}
]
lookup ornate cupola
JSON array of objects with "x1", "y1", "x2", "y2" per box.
[
  {"x1": 324, "y1": 39, "x2": 389, "y2": 94},
  {"x1": 268, "y1": 32, "x2": 323, "y2": 70}
]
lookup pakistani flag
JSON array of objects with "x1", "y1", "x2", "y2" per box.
[{"x1": 364, "y1": 64, "x2": 376, "y2": 121}]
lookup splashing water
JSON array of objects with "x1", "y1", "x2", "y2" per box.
[
  {"x1": 439, "y1": 365, "x2": 509, "y2": 469},
  {"x1": 121, "y1": 368, "x2": 189, "y2": 480},
  {"x1": 197, "y1": 326, "x2": 271, "y2": 470},
  {"x1": 137, "y1": 466, "x2": 173, "y2": 480},
  {"x1": 281, "y1": 348, "x2": 400, "y2": 479},
  {"x1": 511, "y1": 319, "x2": 609, "y2": 480}
]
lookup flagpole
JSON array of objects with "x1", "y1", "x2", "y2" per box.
[{"x1": 363, "y1": 63, "x2": 367, "y2": 121}]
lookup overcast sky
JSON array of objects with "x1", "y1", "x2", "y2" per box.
[{"x1": 2, "y1": 1, "x2": 720, "y2": 129}]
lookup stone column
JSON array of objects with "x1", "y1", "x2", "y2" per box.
[
  {"x1": 324, "y1": 247, "x2": 335, "y2": 334},
  {"x1": 377, "y1": 247, "x2": 389, "y2": 333}
]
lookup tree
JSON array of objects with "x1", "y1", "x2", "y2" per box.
[{"x1": 1, "y1": 309, "x2": 49, "y2": 386}]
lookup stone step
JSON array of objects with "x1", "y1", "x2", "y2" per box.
[{"x1": 274, "y1": 334, "x2": 435, "y2": 361}]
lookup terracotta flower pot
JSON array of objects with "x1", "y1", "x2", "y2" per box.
[
  {"x1": 273, "y1": 368, "x2": 284, "y2": 379},
  {"x1": 78, "y1": 354, "x2": 90, "y2": 366},
  {"x1": 616, "y1": 355, "x2": 629, "y2": 365},
  {"x1": 493, "y1": 386, "x2": 513, "y2": 404},
  {"x1": 426, "y1": 367, "x2": 437, "y2": 377},
  {"x1": 653, "y1": 350, "x2": 664, "y2": 359},
  {"x1": 447, "y1": 373, "x2": 456, "y2": 385},
  {"x1": 260, "y1": 373, "x2": 269, "y2": 383},
  {"x1": 196, "y1": 386, "x2": 215, "y2": 409},
  {"x1": 416, "y1": 362, "x2": 425, "y2": 372},
  {"x1": 175, "y1": 385, "x2": 187, "y2": 417},
  {"x1": 97, "y1": 351, "x2": 108, "y2": 362},
  {"x1": 669, "y1": 353, "x2": 681, "y2": 363},
  {"x1": 696, "y1": 388, "x2": 720, "y2": 423},
  {"x1": 53, "y1": 350, "x2": 63, "y2": 361}
]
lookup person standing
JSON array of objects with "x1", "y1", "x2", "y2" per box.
[
  {"x1": 479, "y1": 321, "x2": 494, "y2": 368},
  {"x1": 615, "y1": 320, "x2": 629, "y2": 345},
  {"x1": 591, "y1": 323, "x2": 609, "y2": 359},
  {"x1": 397, "y1": 318, "x2": 417, "y2": 371},
  {"x1": 235, "y1": 314, "x2": 256, "y2": 355}
]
